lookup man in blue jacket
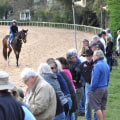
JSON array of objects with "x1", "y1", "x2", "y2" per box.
[
  {"x1": 90, "y1": 49, "x2": 110, "y2": 120},
  {"x1": 8, "y1": 20, "x2": 18, "y2": 48}
]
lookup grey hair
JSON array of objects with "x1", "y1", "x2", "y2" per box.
[
  {"x1": 21, "y1": 68, "x2": 37, "y2": 79},
  {"x1": 38, "y1": 63, "x2": 53, "y2": 75},
  {"x1": 55, "y1": 60, "x2": 62, "y2": 72},
  {"x1": 93, "y1": 49, "x2": 104, "y2": 59},
  {"x1": 92, "y1": 35, "x2": 100, "y2": 42}
]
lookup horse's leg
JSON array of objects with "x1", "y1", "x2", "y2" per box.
[{"x1": 15, "y1": 52, "x2": 19, "y2": 67}]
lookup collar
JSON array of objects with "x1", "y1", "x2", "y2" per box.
[
  {"x1": 94, "y1": 58, "x2": 103, "y2": 64},
  {"x1": 31, "y1": 76, "x2": 40, "y2": 92}
]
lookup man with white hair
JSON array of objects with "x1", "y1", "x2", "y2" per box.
[
  {"x1": 90, "y1": 50, "x2": 110, "y2": 120},
  {"x1": 21, "y1": 68, "x2": 56, "y2": 120}
]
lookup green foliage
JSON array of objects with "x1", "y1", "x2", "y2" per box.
[{"x1": 106, "y1": 0, "x2": 120, "y2": 46}]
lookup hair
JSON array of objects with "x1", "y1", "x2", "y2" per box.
[
  {"x1": 101, "y1": 31, "x2": 106, "y2": 35},
  {"x1": 46, "y1": 58, "x2": 55, "y2": 64},
  {"x1": 98, "y1": 33, "x2": 102, "y2": 38},
  {"x1": 55, "y1": 60, "x2": 62, "y2": 72},
  {"x1": 81, "y1": 46, "x2": 89, "y2": 55},
  {"x1": 57, "y1": 57, "x2": 70, "y2": 69},
  {"x1": 93, "y1": 49, "x2": 104, "y2": 59},
  {"x1": 38, "y1": 63, "x2": 53, "y2": 75},
  {"x1": 21, "y1": 68, "x2": 37, "y2": 79},
  {"x1": 82, "y1": 39, "x2": 89, "y2": 44},
  {"x1": 117, "y1": 30, "x2": 120, "y2": 34},
  {"x1": 92, "y1": 35, "x2": 100, "y2": 42},
  {"x1": 11, "y1": 87, "x2": 23, "y2": 102},
  {"x1": 48, "y1": 61, "x2": 57, "y2": 69},
  {"x1": 106, "y1": 36, "x2": 111, "y2": 44},
  {"x1": 106, "y1": 28, "x2": 110, "y2": 33}
]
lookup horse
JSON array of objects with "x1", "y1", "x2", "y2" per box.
[{"x1": 2, "y1": 29, "x2": 28, "y2": 67}]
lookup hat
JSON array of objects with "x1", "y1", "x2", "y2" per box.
[
  {"x1": 84, "y1": 48, "x2": 93, "y2": 56},
  {"x1": 66, "y1": 49, "x2": 77, "y2": 61},
  {"x1": 82, "y1": 39, "x2": 89, "y2": 43},
  {"x1": 0, "y1": 71, "x2": 15, "y2": 90},
  {"x1": 12, "y1": 20, "x2": 16, "y2": 23},
  {"x1": 89, "y1": 42, "x2": 99, "y2": 48},
  {"x1": 101, "y1": 31, "x2": 106, "y2": 35}
]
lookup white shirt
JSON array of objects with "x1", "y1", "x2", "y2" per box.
[{"x1": 116, "y1": 34, "x2": 120, "y2": 50}]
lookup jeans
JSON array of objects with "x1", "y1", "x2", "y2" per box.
[
  {"x1": 79, "y1": 86, "x2": 85, "y2": 113},
  {"x1": 75, "y1": 88, "x2": 82, "y2": 120},
  {"x1": 54, "y1": 112, "x2": 65, "y2": 120},
  {"x1": 85, "y1": 83, "x2": 98, "y2": 120},
  {"x1": 106, "y1": 56, "x2": 112, "y2": 71}
]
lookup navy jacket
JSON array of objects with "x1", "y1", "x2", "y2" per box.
[
  {"x1": 0, "y1": 91, "x2": 24, "y2": 120},
  {"x1": 10, "y1": 25, "x2": 18, "y2": 35}
]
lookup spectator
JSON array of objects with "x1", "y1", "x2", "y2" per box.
[
  {"x1": 82, "y1": 39, "x2": 89, "y2": 47},
  {"x1": 106, "y1": 36, "x2": 113, "y2": 71},
  {"x1": 57, "y1": 57, "x2": 76, "y2": 92},
  {"x1": 101, "y1": 31, "x2": 107, "y2": 44},
  {"x1": 0, "y1": 71, "x2": 25, "y2": 120},
  {"x1": 79, "y1": 49, "x2": 98, "y2": 120},
  {"x1": 100, "y1": 31, "x2": 106, "y2": 52},
  {"x1": 48, "y1": 61, "x2": 70, "y2": 116},
  {"x1": 38, "y1": 63, "x2": 66, "y2": 120},
  {"x1": 66, "y1": 49, "x2": 82, "y2": 120},
  {"x1": 116, "y1": 30, "x2": 120, "y2": 55},
  {"x1": 90, "y1": 50, "x2": 110, "y2": 120},
  {"x1": 10, "y1": 87, "x2": 36, "y2": 120},
  {"x1": 106, "y1": 28, "x2": 114, "y2": 41},
  {"x1": 55, "y1": 60, "x2": 77, "y2": 120},
  {"x1": 90, "y1": 42, "x2": 99, "y2": 52},
  {"x1": 91, "y1": 35, "x2": 105, "y2": 53},
  {"x1": 22, "y1": 68, "x2": 56, "y2": 120}
]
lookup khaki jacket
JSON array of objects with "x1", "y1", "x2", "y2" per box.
[{"x1": 24, "y1": 76, "x2": 56, "y2": 120}]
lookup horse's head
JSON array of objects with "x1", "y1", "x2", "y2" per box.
[{"x1": 21, "y1": 29, "x2": 28, "y2": 43}]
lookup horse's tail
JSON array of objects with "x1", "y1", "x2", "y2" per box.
[
  {"x1": 3, "y1": 47, "x2": 7, "y2": 60},
  {"x1": 2, "y1": 35, "x2": 9, "y2": 60}
]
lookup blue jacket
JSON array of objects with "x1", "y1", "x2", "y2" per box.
[
  {"x1": 56, "y1": 72, "x2": 70, "y2": 96},
  {"x1": 10, "y1": 25, "x2": 18, "y2": 35},
  {"x1": 91, "y1": 59, "x2": 110, "y2": 91}
]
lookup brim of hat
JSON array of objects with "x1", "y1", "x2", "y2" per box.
[{"x1": 0, "y1": 81, "x2": 15, "y2": 90}]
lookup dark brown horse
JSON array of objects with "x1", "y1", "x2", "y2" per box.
[{"x1": 2, "y1": 29, "x2": 28, "y2": 67}]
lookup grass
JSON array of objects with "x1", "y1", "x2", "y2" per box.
[{"x1": 78, "y1": 59, "x2": 120, "y2": 120}]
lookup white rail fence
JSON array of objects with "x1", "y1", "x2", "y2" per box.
[{"x1": 0, "y1": 21, "x2": 102, "y2": 34}]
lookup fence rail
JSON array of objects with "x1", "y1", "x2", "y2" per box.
[{"x1": 0, "y1": 21, "x2": 102, "y2": 34}]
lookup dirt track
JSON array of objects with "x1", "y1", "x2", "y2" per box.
[{"x1": 0, "y1": 26, "x2": 94, "y2": 90}]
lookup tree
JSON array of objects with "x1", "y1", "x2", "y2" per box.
[{"x1": 106, "y1": 0, "x2": 120, "y2": 45}]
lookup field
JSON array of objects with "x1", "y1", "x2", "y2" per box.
[
  {"x1": 0, "y1": 26, "x2": 94, "y2": 90},
  {"x1": 0, "y1": 26, "x2": 120, "y2": 120}
]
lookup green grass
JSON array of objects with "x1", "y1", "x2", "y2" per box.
[{"x1": 78, "y1": 59, "x2": 120, "y2": 120}]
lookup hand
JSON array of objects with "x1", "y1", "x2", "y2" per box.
[
  {"x1": 73, "y1": 80, "x2": 76, "y2": 83},
  {"x1": 91, "y1": 91, "x2": 93, "y2": 94}
]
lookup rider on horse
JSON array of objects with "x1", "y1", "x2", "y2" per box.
[{"x1": 8, "y1": 20, "x2": 18, "y2": 48}]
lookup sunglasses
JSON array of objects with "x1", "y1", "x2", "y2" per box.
[{"x1": 51, "y1": 67, "x2": 55, "y2": 70}]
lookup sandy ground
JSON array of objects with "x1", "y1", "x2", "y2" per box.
[{"x1": 0, "y1": 26, "x2": 94, "y2": 90}]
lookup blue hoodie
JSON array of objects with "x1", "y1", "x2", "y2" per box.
[{"x1": 91, "y1": 59, "x2": 110, "y2": 91}]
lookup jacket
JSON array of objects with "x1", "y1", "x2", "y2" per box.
[
  {"x1": 106, "y1": 41, "x2": 113, "y2": 57},
  {"x1": 60, "y1": 72, "x2": 77, "y2": 113},
  {"x1": 10, "y1": 25, "x2": 18, "y2": 35},
  {"x1": 62, "y1": 69, "x2": 76, "y2": 92},
  {"x1": 91, "y1": 59, "x2": 110, "y2": 91},
  {"x1": 0, "y1": 91, "x2": 24, "y2": 120},
  {"x1": 69, "y1": 57, "x2": 82, "y2": 88},
  {"x1": 41, "y1": 73, "x2": 67, "y2": 105},
  {"x1": 56, "y1": 72, "x2": 70, "y2": 96},
  {"x1": 24, "y1": 76, "x2": 56, "y2": 120}
]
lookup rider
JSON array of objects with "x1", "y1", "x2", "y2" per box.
[{"x1": 8, "y1": 20, "x2": 18, "y2": 48}]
